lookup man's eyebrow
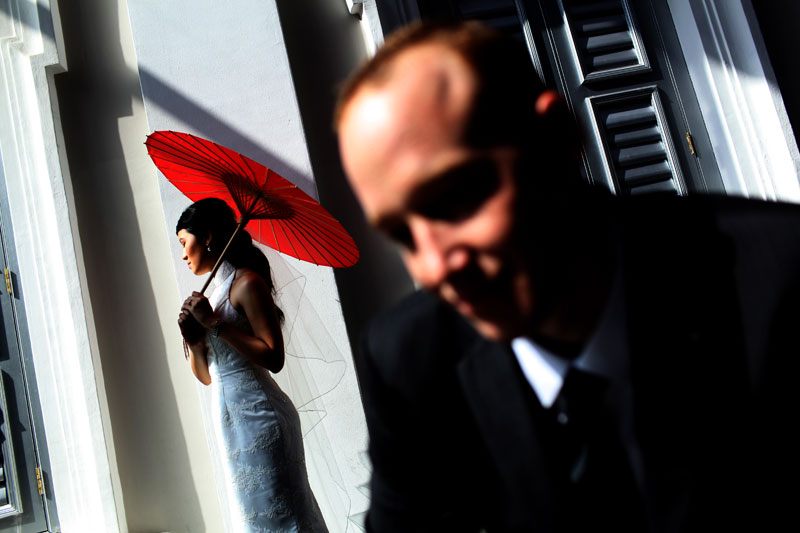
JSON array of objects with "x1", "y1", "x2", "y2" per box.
[
  {"x1": 369, "y1": 155, "x2": 499, "y2": 243},
  {"x1": 408, "y1": 156, "x2": 500, "y2": 220},
  {"x1": 406, "y1": 157, "x2": 489, "y2": 208},
  {"x1": 368, "y1": 162, "x2": 477, "y2": 230}
]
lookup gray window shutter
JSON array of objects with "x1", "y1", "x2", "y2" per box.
[
  {"x1": 413, "y1": 0, "x2": 724, "y2": 195},
  {"x1": 0, "y1": 160, "x2": 55, "y2": 532}
]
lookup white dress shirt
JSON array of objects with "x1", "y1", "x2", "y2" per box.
[
  {"x1": 510, "y1": 264, "x2": 628, "y2": 407},
  {"x1": 510, "y1": 263, "x2": 644, "y2": 487}
]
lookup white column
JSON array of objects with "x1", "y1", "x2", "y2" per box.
[
  {"x1": 668, "y1": 0, "x2": 800, "y2": 202},
  {"x1": 0, "y1": 1, "x2": 124, "y2": 531}
]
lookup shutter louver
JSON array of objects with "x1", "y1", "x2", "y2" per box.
[
  {"x1": 562, "y1": 0, "x2": 650, "y2": 83},
  {"x1": 590, "y1": 87, "x2": 682, "y2": 195}
]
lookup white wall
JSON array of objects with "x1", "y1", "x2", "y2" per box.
[{"x1": 125, "y1": 1, "x2": 370, "y2": 531}]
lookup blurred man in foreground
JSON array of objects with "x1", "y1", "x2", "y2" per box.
[{"x1": 336, "y1": 21, "x2": 798, "y2": 532}]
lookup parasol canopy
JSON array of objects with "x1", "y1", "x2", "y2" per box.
[{"x1": 146, "y1": 130, "x2": 359, "y2": 282}]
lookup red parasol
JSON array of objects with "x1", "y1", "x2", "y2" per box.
[{"x1": 146, "y1": 130, "x2": 358, "y2": 292}]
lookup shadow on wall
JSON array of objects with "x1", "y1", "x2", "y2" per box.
[
  {"x1": 275, "y1": 0, "x2": 415, "y2": 369},
  {"x1": 52, "y1": 0, "x2": 207, "y2": 531}
]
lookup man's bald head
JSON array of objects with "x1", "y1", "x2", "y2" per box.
[{"x1": 335, "y1": 21, "x2": 546, "y2": 151}]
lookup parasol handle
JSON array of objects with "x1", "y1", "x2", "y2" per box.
[{"x1": 200, "y1": 218, "x2": 248, "y2": 295}]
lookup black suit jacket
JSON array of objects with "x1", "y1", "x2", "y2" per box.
[{"x1": 358, "y1": 195, "x2": 800, "y2": 532}]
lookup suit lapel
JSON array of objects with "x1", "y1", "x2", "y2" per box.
[{"x1": 456, "y1": 333, "x2": 554, "y2": 529}]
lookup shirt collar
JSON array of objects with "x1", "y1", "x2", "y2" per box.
[
  {"x1": 511, "y1": 254, "x2": 627, "y2": 407},
  {"x1": 510, "y1": 337, "x2": 569, "y2": 408}
]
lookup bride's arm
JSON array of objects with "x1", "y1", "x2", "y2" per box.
[
  {"x1": 178, "y1": 307, "x2": 212, "y2": 385},
  {"x1": 226, "y1": 271, "x2": 285, "y2": 372},
  {"x1": 185, "y1": 271, "x2": 285, "y2": 373},
  {"x1": 187, "y1": 342, "x2": 212, "y2": 385}
]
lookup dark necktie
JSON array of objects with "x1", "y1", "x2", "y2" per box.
[
  {"x1": 549, "y1": 367, "x2": 647, "y2": 531},
  {"x1": 551, "y1": 367, "x2": 608, "y2": 482}
]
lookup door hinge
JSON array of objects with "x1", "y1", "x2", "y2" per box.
[
  {"x1": 685, "y1": 132, "x2": 697, "y2": 156},
  {"x1": 4, "y1": 268, "x2": 11, "y2": 296},
  {"x1": 36, "y1": 467, "x2": 44, "y2": 495}
]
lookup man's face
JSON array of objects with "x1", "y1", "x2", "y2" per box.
[{"x1": 338, "y1": 44, "x2": 540, "y2": 341}]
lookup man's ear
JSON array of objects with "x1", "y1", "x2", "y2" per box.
[
  {"x1": 534, "y1": 89, "x2": 564, "y2": 117},
  {"x1": 532, "y1": 89, "x2": 582, "y2": 167}
]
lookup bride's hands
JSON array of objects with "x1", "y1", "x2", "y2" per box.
[
  {"x1": 178, "y1": 309, "x2": 205, "y2": 345},
  {"x1": 182, "y1": 291, "x2": 217, "y2": 328},
  {"x1": 179, "y1": 293, "x2": 213, "y2": 385}
]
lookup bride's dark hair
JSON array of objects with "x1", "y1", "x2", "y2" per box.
[{"x1": 176, "y1": 198, "x2": 284, "y2": 323}]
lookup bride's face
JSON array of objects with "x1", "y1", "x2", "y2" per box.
[{"x1": 178, "y1": 229, "x2": 212, "y2": 275}]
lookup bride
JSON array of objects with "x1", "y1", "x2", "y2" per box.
[{"x1": 176, "y1": 198, "x2": 327, "y2": 532}]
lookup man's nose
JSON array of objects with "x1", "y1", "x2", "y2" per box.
[{"x1": 405, "y1": 217, "x2": 468, "y2": 290}]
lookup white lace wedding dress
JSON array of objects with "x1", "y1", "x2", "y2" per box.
[{"x1": 206, "y1": 261, "x2": 327, "y2": 532}]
